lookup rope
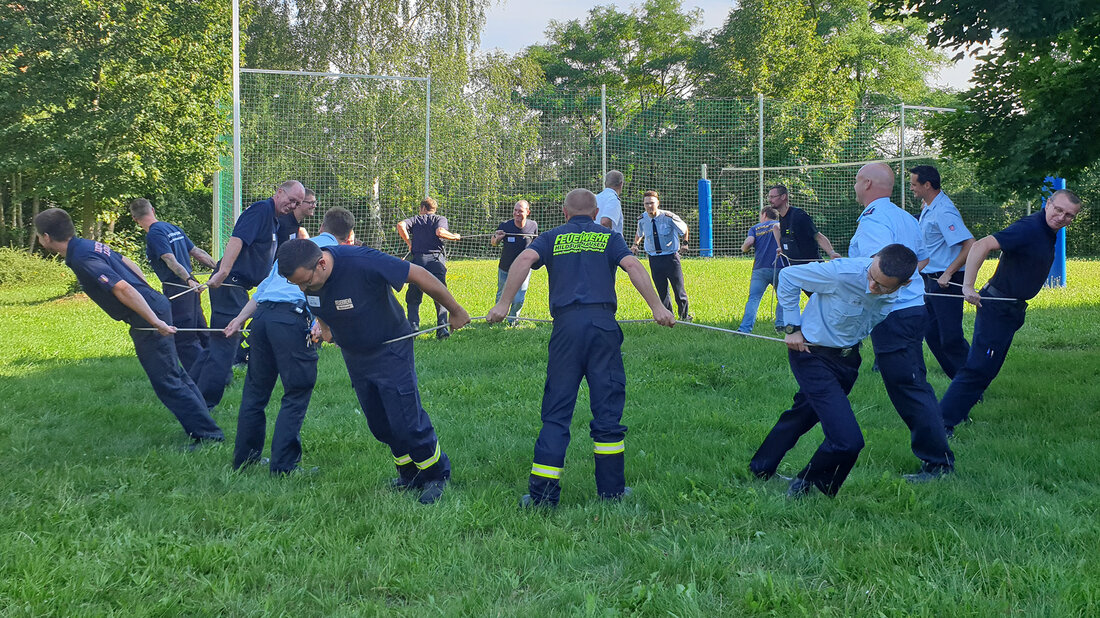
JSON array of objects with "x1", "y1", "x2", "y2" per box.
[
  {"x1": 381, "y1": 316, "x2": 489, "y2": 345},
  {"x1": 926, "y1": 292, "x2": 1016, "y2": 302},
  {"x1": 134, "y1": 327, "x2": 250, "y2": 333}
]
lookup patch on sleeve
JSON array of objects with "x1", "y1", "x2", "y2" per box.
[
  {"x1": 948, "y1": 224, "x2": 956, "y2": 231},
  {"x1": 99, "y1": 274, "x2": 110, "y2": 284},
  {"x1": 335, "y1": 298, "x2": 354, "y2": 310}
]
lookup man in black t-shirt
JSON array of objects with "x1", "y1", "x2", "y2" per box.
[
  {"x1": 490, "y1": 200, "x2": 538, "y2": 325},
  {"x1": 769, "y1": 184, "x2": 840, "y2": 264},
  {"x1": 397, "y1": 197, "x2": 462, "y2": 339}
]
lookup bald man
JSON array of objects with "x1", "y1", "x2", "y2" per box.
[{"x1": 849, "y1": 163, "x2": 954, "y2": 483}]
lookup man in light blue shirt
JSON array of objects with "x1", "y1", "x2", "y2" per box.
[
  {"x1": 223, "y1": 207, "x2": 356, "y2": 475},
  {"x1": 633, "y1": 190, "x2": 693, "y2": 321},
  {"x1": 596, "y1": 170, "x2": 625, "y2": 235},
  {"x1": 848, "y1": 163, "x2": 954, "y2": 483},
  {"x1": 749, "y1": 244, "x2": 916, "y2": 498},
  {"x1": 910, "y1": 165, "x2": 975, "y2": 378}
]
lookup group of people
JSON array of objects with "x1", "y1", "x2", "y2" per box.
[{"x1": 32, "y1": 163, "x2": 1082, "y2": 506}]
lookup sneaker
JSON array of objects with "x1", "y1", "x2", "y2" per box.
[
  {"x1": 682, "y1": 314, "x2": 694, "y2": 323},
  {"x1": 417, "y1": 479, "x2": 447, "y2": 504},
  {"x1": 436, "y1": 328, "x2": 450, "y2": 341},
  {"x1": 786, "y1": 477, "x2": 814, "y2": 499}
]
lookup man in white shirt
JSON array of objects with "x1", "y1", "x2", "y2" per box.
[{"x1": 596, "y1": 170, "x2": 625, "y2": 235}]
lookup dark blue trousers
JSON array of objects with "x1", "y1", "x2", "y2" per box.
[
  {"x1": 923, "y1": 271, "x2": 970, "y2": 378},
  {"x1": 530, "y1": 306, "x2": 628, "y2": 504},
  {"x1": 232, "y1": 302, "x2": 318, "y2": 473},
  {"x1": 341, "y1": 340, "x2": 450, "y2": 485},
  {"x1": 648, "y1": 252, "x2": 690, "y2": 320},
  {"x1": 130, "y1": 295, "x2": 223, "y2": 441},
  {"x1": 163, "y1": 283, "x2": 208, "y2": 374},
  {"x1": 940, "y1": 288, "x2": 1027, "y2": 429},
  {"x1": 870, "y1": 306, "x2": 954, "y2": 471},
  {"x1": 190, "y1": 278, "x2": 250, "y2": 410},
  {"x1": 750, "y1": 347, "x2": 863, "y2": 496},
  {"x1": 406, "y1": 252, "x2": 448, "y2": 332}
]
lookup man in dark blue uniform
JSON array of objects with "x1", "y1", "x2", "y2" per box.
[
  {"x1": 941, "y1": 190, "x2": 1083, "y2": 434},
  {"x1": 396, "y1": 197, "x2": 461, "y2": 339},
  {"x1": 34, "y1": 208, "x2": 223, "y2": 447},
  {"x1": 749, "y1": 244, "x2": 917, "y2": 498},
  {"x1": 130, "y1": 198, "x2": 217, "y2": 373},
  {"x1": 277, "y1": 187, "x2": 318, "y2": 246},
  {"x1": 490, "y1": 200, "x2": 538, "y2": 325},
  {"x1": 192, "y1": 180, "x2": 305, "y2": 411},
  {"x1": 277, "y1": 237, "x2": 472, "y2": 504},
  {"x1": 224, "y1": 208, "x2": 356, "y2": 475},
  {"x1": 488, "y1": 188, "x2": 676, "y2": 508}
]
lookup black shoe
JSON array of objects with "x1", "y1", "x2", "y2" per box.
[
  {"x1": 417, "y1": 479, "x2": 447, "y2": 504},
  {"x1": 275, "y1": 465, "x2": 320, "y2": 477},
  {"x1": 409, "y1": 322, "x2": 419, "y2": 332},
  {"x1": 682, "y1": 314, "x2": 694, "y2": 323},
  {"x1": 234, "y1": 456, "x2": 270, "y2": 471},
  {"x1": 519, "y1": 493, "x2": 557, "y2": 509},
  {"x1": 945, "y1": 426, "x2": 955, "y2": 439},
  {"x1": 436, "y1": 328, "x2": 450, "y2": 341},
  {"x1": 903, "y1": 468, "x2": 953, "y2": 484},
  {"x1": 600, "y1": 486, "x2": 633, "y2": 502},
  {"x1": 390, "y1": 476, "x2": 417, "y2": 491},
  {"x1": 786, "y1": 477, "x2": 814, "y2": 499},
  {"x1": 184, "y1": 437, "x2": 224, "y2": 453}
]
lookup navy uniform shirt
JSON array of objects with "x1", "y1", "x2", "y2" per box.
[
  {"x1": 145, "y1": 221, "x2": 195, "y2": 285},
  {"x1": 304, "y1": 245, "x2": 413, "y2": 351},
  {"x1": 988, "y1": 210, "x2": 1058, "y2": 301},
  {"x1": 527, "y1": 215, "x2": 632, "y2": 317},
  {"x1": 497, "y1": 219, "x2": 538, "y2": 272},
  {"x1": 65, "y1": 237, "x2": 163, "y2": 326},
  {"x1": 276, "y1": 212, "x2": 300, "y2": 249},
  {"x1": 230, "y1": 197, "x2": 279, "y2": 287},
  {"x1": 402, "y1": 214, "x2": 448, "y2": 254},
  {"x1": 779, "y1": 206, "x2": 820, "y2": 262},
  {"x1": 747, "y1": 220, "x2": 782, "y2": 270}
]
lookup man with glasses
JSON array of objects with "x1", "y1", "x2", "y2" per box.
[
  {"x1": 750, "y1": 244, "x2": 918, "y2": 498},
  {"x1": 848, "y1": 163, "x2": 954, "y2": 483},
  {"x1": 940, "y1": 190, "x2": 1084, "y2": 435},
  {"x1": 192, "y1": 179, "x2": 305, "y2": 411},
  {"x1": 278, "y1": 188, "x2": 319, "y2": 244},
  {"x1": 276, "y1": 237, "x2": 471, "y2": 504}
]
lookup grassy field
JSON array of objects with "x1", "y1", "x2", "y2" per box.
[{"x1": 1, "y1": 256, "x2": 1099, "y2": 615}]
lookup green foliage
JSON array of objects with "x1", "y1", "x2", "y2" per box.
[{"x1": 0, "y1": 247, "x2": 73, "y2": 286}]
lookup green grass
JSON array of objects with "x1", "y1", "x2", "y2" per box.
[{"x1": 1, "y1": 258, "x2": 1099, "y2": 615}]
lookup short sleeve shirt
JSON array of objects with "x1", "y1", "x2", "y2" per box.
[
  {"x1": 747, "y1": 220, "x2": 781, "y2": 270},
  {"x1": 497, "y1": 219, "x2": 538, "y2": 271},
  {"x1": 276, "y1": 213, "x2": 300, "y2": 249},
  {"x1": 303, "y1": 245, "x2": 413, "y2": 351},
  {"x1": 989, "y1": 210, "x2": 1058, "y2": 300},
  {"x1": 145, "y1": 221, "x2": 195, "y2": 285},
  {"x1": 848, "y1": 197, "x2": 927, "y2": 311},
  {"x1": 402, "y1": 214, "x2": 448, "y2": 254},
  {"x1": 230, "y1": 197, "x2": 279, "y2": 288},
  {"x1": 779, "y1": 207, "x2": 820, "y2": 262},
  {"x1": 918, "y1": 191, "x2": 972, "y2": 273},
  {"x1": 527, "y1": 215, "x2": 632, "y2": 317},
  {"x1": 65, "y1": 237, "x2": 162, "y2": 325},
  {"x1": 595, "y1": 188, "x2": 624, "y2": 235}
]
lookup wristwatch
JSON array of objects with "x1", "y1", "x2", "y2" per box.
[{"x1": 783, "y1": 324, "x2": 801, "y2": 335}]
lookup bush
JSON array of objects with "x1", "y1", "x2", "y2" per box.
[{"x1": 0, "y1": 247, "x2": 75, "y2": 286}]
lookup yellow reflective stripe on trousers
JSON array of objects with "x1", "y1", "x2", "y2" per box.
[
  {"x1": 593, "y1": 441, "x2": 625, "y2": 455},
  {"x1": 393, "y1": 454, "x2": 413, "y2": 466},
  {"x1": 414, "y1": 443, "x2": 441, "y2": 469},
  {"x1": 531, "y1": 463, "x2": 563, "y2": 479}
]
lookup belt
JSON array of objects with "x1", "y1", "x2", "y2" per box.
[
  {"x1": 923, "y1": 271, "x2": 945, "y2": 278},
  {"x1": 258, "y1": 299, "x2": 308, "y2": 313},
  {"x1": 982, "y1": 283, "x2": 1023, "y2": 303},
  {"x1": 413, "y1": 250, "x2": 444, "y2": 256},
  {"x1": 554, "y1": 302, "x2": 616, "y2": 316},
  {"x1": 806, "y1": 343, "x2": 859, "y2": 358}
]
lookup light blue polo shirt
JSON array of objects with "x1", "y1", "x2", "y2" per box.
[
  {"x1": 778, "y1": 257, "x2": 898, "y2": 348},
  {"x1": 253, "y1": 232, "x2": 339, "y2": 304},
  {"x1": 848, "y1": 197, "x2": 927, "y2": 311},
  {"x1": 918, "y1": 191, "x2": 972, "y2": 273}
]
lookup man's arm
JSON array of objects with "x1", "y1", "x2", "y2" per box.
[
  {"x1": 620, "y1": 255, "x2": 675, "y2": 327},
  {"x1": 160, "y1": 253, "x2": 199, "y2": 289},
  {"x1": 111, "y1": 280, "x2": 175, "y2": 335},
  {"x1": 189, "y1": 246, "x2": 216, "y2": 270},
  {"x1": 223, "y1": 298, "x2": 259, "y2": 337},
  {"x1": 396, "y1": 221, "x2": 411, "y2": 249},
  {"x1": 488, "y1": 250, "x2": 539, "y2": 323},
  {"x1": 490, "y1": 230, "x2": 506, "y2": 246},
  {"x1": 740, "y1": 235, "x2": 755, "y2": 253},
  {"x1": 937, "y1": 237, "x2": 976, "y2": 288},
  {"x1": 599, "y1": 216, "x2": 614, "y2": 229},
  {"x1": 208, "y1": 237, "x2": 243, "y2": 287},
  {"x1": 814, "y1": 232, "x2": 841, "y2": 259},
  {"x1": 436, "y1": 228, "x2": 461, "y2": 241},
  {"x1": 961, "y1": 235, "x2": 998, "y2": 307},
  {"x1": 407, "y1": 264, "x2": 470, "y2": 331}
]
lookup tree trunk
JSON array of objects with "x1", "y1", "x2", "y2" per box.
[
  {"x1": 81, "y1": 185, "x2": 96, "y2": 239},
  {"x1": 11, "y1": 174, "x2": 22, "y2": 247},
  {"x1": 27, "y1": 196, "x2": 40, "y2": 251}
]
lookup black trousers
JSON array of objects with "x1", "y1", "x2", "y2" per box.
[
  {"x1": 190, "y1": 278, "x2": 250, "y2": 410},
  {"x1": 162, "y1": 283, "x2": 208, "y2": 374},
  {"x1": 923, "y1": 271, "x2": 970, "y2": 378},
  {"x1": 940, "y1": 287, "x2": 1027, "y2": 429},
  {"x1": 232, "y1": 302, "x2": 318, "y2": 473},
  {"x1": 870, "y1": 306, "x2": 954, "y2": 471},
  {"x1": 130, "y1": 294, "x2": 223, "y2": 441},
  {"x1": 406, "y1": 252, "x2": 448, "y2": 331},
  {"x1": 530, "y1": 306, "x2": 628, "y2": 504},
  {"x1": 341, "y1": 340, "x2": 450, "y2": 486},
  {"x1": 648, "y1": 252, "x2": 690, "y2": 319},
  {"x1": 750, "y1": 346, "x2": 863, "y2": 496}
]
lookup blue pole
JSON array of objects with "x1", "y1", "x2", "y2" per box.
[
  {"x1": 698, "y1": 178, "x2": 713, "y2": 257},
  {"x1": 1043, "y1": 176, "x2": 1067, "y2": 287}
]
